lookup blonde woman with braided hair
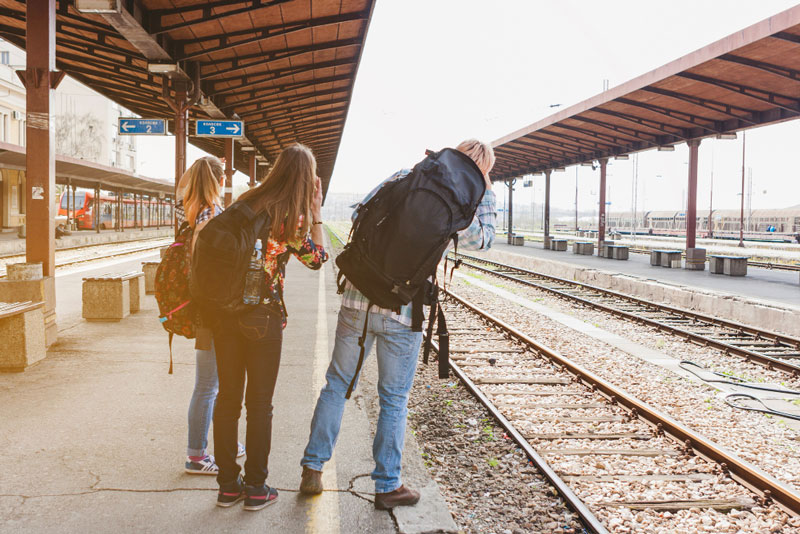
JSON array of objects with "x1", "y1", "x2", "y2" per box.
[{"x1": 175, "y1": 156, "x2": 244, "y2": 476}]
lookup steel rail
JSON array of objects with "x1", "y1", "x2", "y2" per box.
[
  {"x1": 0, "y1": 240, "x2": 168, "y2": 278},
  {"x1": 428, "y1": 337, "x2": 609, "y2": 534},
  {"x1": 0, "y1": 235, "x2": 171, "y2": 260},
  {"x1": 455, "y1": 252, "x2": 800, "y2": 376},
  {"x1": 443, "y1": 287, "x2": 800, "y2": 517}
]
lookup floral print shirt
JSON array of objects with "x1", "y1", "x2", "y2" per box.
[{"x1": 263, "y1": 224, "x2": 328, "y2": 327}]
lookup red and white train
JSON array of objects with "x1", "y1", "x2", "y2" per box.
[{"x1": 57, "y1": 190, "x2": 173, "y2": 230}]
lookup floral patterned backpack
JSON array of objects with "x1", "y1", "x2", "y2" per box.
[{"x1": 154, "y1": 222, "x2": 196, "y2": 373}]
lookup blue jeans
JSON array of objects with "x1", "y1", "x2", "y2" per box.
[
  {"x1": 187, "y1": 341, "x2": 218, "y2": 457},
  {"x1": 302, "y1": 306, "x2": 423, "y2": 493}
]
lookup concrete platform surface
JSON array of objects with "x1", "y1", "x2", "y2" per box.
[
  {"x1": 0, "y1": 248, "x2": 456, "y2": 533},
  {"x1": 493, "y1": 241, "x2": 800, "y2": 309}
]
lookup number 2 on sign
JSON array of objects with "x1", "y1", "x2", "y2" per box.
[{"x1": 146, "y1": 125, "x2": 152, "y2": 133}]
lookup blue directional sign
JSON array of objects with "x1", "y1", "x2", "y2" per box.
[
  {"x1": 118, "y1": 118, "x2": 166, "y2": 135},
  {"x1": 195, "y1": 120, "x2": 244, "y2": 137}
]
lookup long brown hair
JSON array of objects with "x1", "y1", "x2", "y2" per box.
[
  {"x1": 238, "y1": 144, "x2": 316, "y2": 241},
  {"x1": 182, "y1": 156, "x2": 224, "y2": 227}
]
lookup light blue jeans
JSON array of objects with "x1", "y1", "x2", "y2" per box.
[
  {"x1": 187, "y1": 341, "x2": 218, "y2": 457},
  {"x1": 302, "y1": 306, "x2": 423, "y2": 493}
]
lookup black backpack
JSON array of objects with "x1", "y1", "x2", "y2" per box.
[
  {"x1": 190, "y1": 200, "x2": 271, "y2": 324},
  {"x1": 336, "y1": 148, "x2": 486, "y2": 395}
]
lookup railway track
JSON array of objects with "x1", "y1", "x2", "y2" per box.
[
  {"x1": 453, "y1": 252, "x2": 800, "y2": 376},
  {"x1": 433, "y1": 288, "x2": 800, "y2": 532},
  {"x1": 0, "y1": 237, "x2": 170, "y2": 278}
]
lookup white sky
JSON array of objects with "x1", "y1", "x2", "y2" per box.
[{"x1": 138, "y1": 0, "x2": 800, "y2": 215}]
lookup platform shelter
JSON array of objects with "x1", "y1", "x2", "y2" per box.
[
  {"x1": 0, "y1": 0, "x2": 374, "y2": 356},
  {"x1": 491, "y1": 5, "x2": 800, "y2": 270}
]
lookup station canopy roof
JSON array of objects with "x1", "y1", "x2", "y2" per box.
[
  {"x1": 491, "y1": 5, "x2": 800, "y2": 181},
  {"x1": 0, "y1": 0, "x2": 376, "y2": 192},
  {"x1": 0, "y1": 141, "x2": 174, "y2": 195}
]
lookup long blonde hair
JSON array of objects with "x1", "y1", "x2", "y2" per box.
[
  {"x1": 237, "y1": 144, "x2": 316, "y2": 241},
  {"x1": 181, "y1": 156, "x2": 224, "y2": 227}
]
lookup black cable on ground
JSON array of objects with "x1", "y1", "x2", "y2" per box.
[{"x1": 679, "y1": 360, "x2": 800, "y2": 395}]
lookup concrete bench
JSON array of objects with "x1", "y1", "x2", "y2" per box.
[
  {"x1": 142, "y1": 261, "x2": 160, "y2": 295},
  {"x1": 598, "y1": 240, "x2": 614, "y2": 258},
  {"x1": 573, "y1": 241, "x2": 594, "y2": 255},
  {"x1": 607, "y1": 245, "x2": 629, "y2": 260},
  {"x1": 710, "y1": 255, "x2": 748, "y2": 276},
  {"x1": 82, "y1": 271, "x2": 145, "y2": 321},
  {"x1": 0, "y1": 301, "x2": 46, "y2": 372},
  {"x1": 659, "y1": 250, "x2": 682, "y2": 268},
  {"x1": 550, "y1": 239, "x2": 568, "y2": 251},
  {"x1": 510, "y1": 235, "x2": 524, "y2": 246}
]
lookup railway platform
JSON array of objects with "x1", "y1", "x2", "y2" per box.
[
  {"x1": 0, "y1": 243, "x2": 456, "y2": 534},
  {"x1": 486, "y1": 240, "x2": 800, "y2": 338}
]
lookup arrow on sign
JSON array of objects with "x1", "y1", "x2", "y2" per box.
[
  {"x1": 121, "y1": 121, "x2": 132, "y2": 132},
  {"x1": 226, "y1": 123, "x2": 240, "y2": 134}
]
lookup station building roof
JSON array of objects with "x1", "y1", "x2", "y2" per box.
[
  {"x1": 0, "y1": 0, "x2": 375, "y2": 192},
  {"x1": 0, "y1": 141, "x2": 173, "y2": 196},
  {"x1": 491, "y1": 5, "x2": 800, "y2": 180}
]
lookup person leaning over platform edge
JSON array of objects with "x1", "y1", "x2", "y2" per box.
[
  {"x1": 300, "y1": 139, "x2": 497, "y2": 509},
  {"x1": 175, "y1": 156, "x2": 245, "y2": 476},
  {"x1": 212, "y1": 144, "x2": 328, "y2": 511}
]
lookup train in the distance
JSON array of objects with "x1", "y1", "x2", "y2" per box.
[
  {"x1": 587, "y1": 207, "x2": 800, "y2": 243},
  {"x1": 57, "y1": 190, "x2": 173, "y2": 230}
]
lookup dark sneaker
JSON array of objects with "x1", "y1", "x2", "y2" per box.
[
  {"x1": 299, "y1": 466, "x2": 323, "y2": 495},
  {"x1": 185, "y1": 455, "x2": 218, "y2": 476},
  {"x1": 374, "y1": 485, "x2": 420, "y2": 510},
  {"x1": 243, "y1": 484, "x2": 278, "y2": 511},
  {"x1": 237, "y1": 442, "x2": 246, "y2": 458},
  {"x1": 216, "y1": 477, "x2": 245, "y2": 507}
]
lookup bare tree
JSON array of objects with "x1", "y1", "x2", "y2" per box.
[{"x1": 56, "y1": 112, "x2": 103, "y2": 161}]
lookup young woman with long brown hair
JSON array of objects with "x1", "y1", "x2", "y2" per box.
[{"x1": 213, "y1": 144, "x2": 328, "y2": 511}]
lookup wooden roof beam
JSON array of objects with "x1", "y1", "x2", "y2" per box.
[
  {"x1": 245, "y1": 97, "x2": 351, "y2": 126},
  {"x1": 177, "y1": 12, "x2": 366, "y2": 61},
  {"x1": 717, "y1": 54, "x2": 800, "y2": 82},
  {"x1": 220, "y1": 74, "x2": 353, "y2": 110},
  {"x1": 149, "y1": 0, "x2": 294, "y2": 35},
  {"x1": 237, "y1": 87, "x2": 351, "y2": 118},
  {"x1": 614, "y1": 97, "x2": 720, "y2": 134},
  {"x1": 590, "y1": 107, "x2": 689, "y2": 139},
  {"x1": 641, "y1": 85, "x2": 758, "y2": 125},
  {"x1": 676, "y1": 72, "x2": 800, "y2": 113},
  {"x1": 209, "y1": 57, "x2": 356, "y2": 97}
]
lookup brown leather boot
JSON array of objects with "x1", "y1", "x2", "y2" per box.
[
  {"x1": 299, "y1": 466, "x2": 323, "y2": 495},
  {"x1": 374, "y1": 485, "x2": 420, "y2": 510}
]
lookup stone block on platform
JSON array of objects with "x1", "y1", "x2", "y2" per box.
[
  {"x1": 82, "y1": 275, "x2": 131, "y2": 321},
  {"x1": 543, "y1": 236, "x2": 552, "y2": 249},
  {"x1": 511, "y1": 235, "x2": 524, "y2": 246},
  {"x1": 609, "y1": 245, "x2": 629, "y2": 260},
  {"x1": 0, "y1": 301, "x2": 45, "y2": 372},
  {"x1": 128, "y1": 273, "x2": 145, "y2": 314},
  {"x1": 650, "y1": 250, "x2": 661, "y2": 266},
  {"x1": 142, "y1": 261, "x2": 159, "y2": 294},
  {"x1": 685, "y1": 248, "x2": 706, "y2": 271},
  {"x1": 723, "y1": 256, "x2": 748, "y2": 276},
  {"x1": 551, "y1": 239, "x2": 567, "y2": 251},
  {"x1": 709, "y1": 255, "x2": 725, "y2": 274},
  {"x1": 0, "y1": 265, "x2": 57, "y2": 347},
  {"x1": 660, "y1": 251, "x2": 682, "y2": 268}
]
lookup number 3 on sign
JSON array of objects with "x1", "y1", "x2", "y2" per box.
[{"x1": 210, "y1": 126, "x2": 215, "y2": 135}]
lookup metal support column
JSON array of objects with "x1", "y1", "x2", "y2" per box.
[
  {"x1": 249, "y1": 154, "x2": 257, "y2": 188},
  {"x1": 23, "y1": 0, "x2": 58, "y2": 276},
  {"x1": 544, "y1": 169, "x2": 552, "y2": 249},
  {"x1": 133, "y1": 191, "x2": 137, "y2": 230},
  {"x1": 120, "y1": 190, "x2": 124, "y2": 232},
  {"x1": 224, "y1": 138, "x2": 234, "y2": 207},
  {"x1": 71, "y1": 183, "x2": 75, "y2": 230},
  {"x1": 162, "y1": 72, "x2": 200, "y2": 236},
  {"x1": 598, "y1": 158, "x2": 608, "y2": 249},
  {"x1": 686, "y1": 140, "x2": 700, "y2": 250},
  {"x1": 506, "y1": 179, "x2": 514, "y2": 244},
  {"x1": 95, "y1": 184, "x2": 100, "y2": 233},
  {"x1": 685, "y1": 139, "x2": 706, "y2": 270}
]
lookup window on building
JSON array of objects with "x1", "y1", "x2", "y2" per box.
[
  {"x1": 0, "y1": 52, "x2": 9, "y2": 65},
  {"x1": 2, "y1": 114, "x2": 8, "y2": 143},
  {"x1": 18, "y1": 120, "x2": 24, "y2": 147}
]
